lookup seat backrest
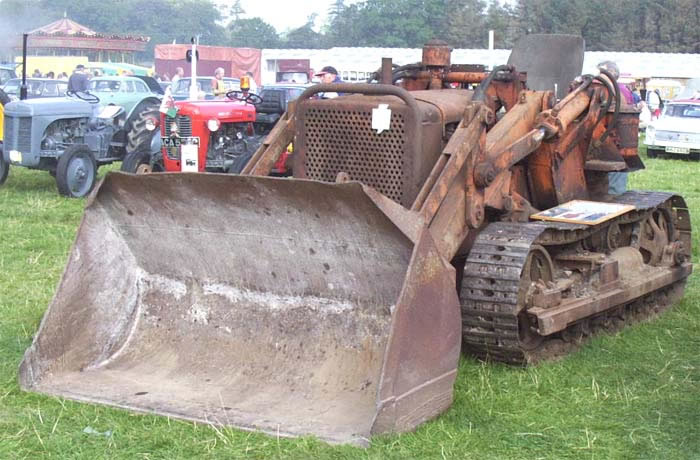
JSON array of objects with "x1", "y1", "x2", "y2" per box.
[
  {"x1": 257, "y1": 89, "x2": 287, "y2": 115},
  {"x1": 508, "y1": 34, "x2": 585, "y2": 100}
]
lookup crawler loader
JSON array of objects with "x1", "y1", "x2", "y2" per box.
[{"x1": 19, "y1": 36, "x2": 692, "y2": 445}]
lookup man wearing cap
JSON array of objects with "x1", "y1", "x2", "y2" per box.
[
  {"x1": 68, "y1": 64, "x2": 89, "y2": 93},
  {"x1": 597, "y1": 60, "x2": 634, "y2": 196},
  {"x1": 315, "y1": 66, "x2": 343, "y2": 98}
]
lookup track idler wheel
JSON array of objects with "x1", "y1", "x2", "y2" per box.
[
  {"x1": 518, "y1": 245, "x2": 554, "y2": 349},
  {"x1": 637, "y1": 209, "x2": 672, "y2": 265}
]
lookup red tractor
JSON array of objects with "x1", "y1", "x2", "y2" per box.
[
  {"x1": 159, "y1": 98, "x2": 260, "y2": 173},
  {"x1": 159, "y1": 86, "x2": 265, "y2": 173},
  {"x1": 125, "y1": 80, "x2": 296, "y2": 175},
  {"x1": 122, "y1": 77, "x2": 268, "y2": 175}
]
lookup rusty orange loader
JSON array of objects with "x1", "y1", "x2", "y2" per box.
[{"x1": 19, "y1": 35, "x2": 691, "y2": 445}]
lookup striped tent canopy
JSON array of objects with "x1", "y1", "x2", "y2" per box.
[{"x1": 29, "y1": 18, "x2": 96, "y2": 37}]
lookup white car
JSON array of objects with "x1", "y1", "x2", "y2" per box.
[{"x1": 645, "y1": 99, "x2": 700, "y2": 160}]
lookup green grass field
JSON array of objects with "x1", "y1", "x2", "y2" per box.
[{"x1": 0, "y1": 148, "x2": 698, "y2": 459}]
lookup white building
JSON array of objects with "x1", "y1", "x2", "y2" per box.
[{"x1": 261, "y1": 47, "x2": 700, "y2": 88}]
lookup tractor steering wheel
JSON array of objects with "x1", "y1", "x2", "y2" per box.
[
  {"x1": 226, "y1": 90, "x2": 263, "y2": 106},
  {"x1": 67, "y1": 90, "x2": 101, "y2": 104}
]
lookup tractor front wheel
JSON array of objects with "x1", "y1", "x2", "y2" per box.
[
  {"x1": 56, "y1": 145, "x2": 97, "y2": 198},
  {"x1": 121, "y1": 150, "x2": 163, "y2": 174}
]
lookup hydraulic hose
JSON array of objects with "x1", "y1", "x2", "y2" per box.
[
  {"x1": 472, "y1": 65, "x2": 512, "y2": 102},
  {"x1": 596, "y1": 68, "x2": 621, "y2": 144}
]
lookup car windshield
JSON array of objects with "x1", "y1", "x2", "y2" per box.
[
  {"x1": 664, "y1": 104, "x2": 700, "y2": 118},
  {"x1": 38, "y1": 81, "x2": 67, "y2": 96},
  {"x1": 0, "y1": 68, "x2": 15, "y2": 85},
  {"x1": 172, "y1": 78, "x2": 240, "y2": 96},
  {"x1": 2, "y1": 79, "x2": 20, "y2": 94},
  {"x1": 2, "y1": 79, "x2": 67, "y2": 97},
  {"x1": 278, "y1": 72, "x2": 309, "y2": 83},
  {"x1": 262, "y1": 86, "x2": 305, "y2": 98},
  {"x1": 89, "y1": 80, "x2": 123, "y2": 92}
]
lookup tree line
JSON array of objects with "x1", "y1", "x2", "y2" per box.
[{"x1": 1, "y1": 0, "x2": 699, "y2": 60}]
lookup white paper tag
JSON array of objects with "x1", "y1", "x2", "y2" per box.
[
  {"x1": 9, "y1": 150, "x2": 22, "y2": 163},
  {"x1": 181, "y1": 142, "x2": 199, "y2": 172},
  {"x1": 372, "y1": 104, "x2": 391, "y2": 134}
]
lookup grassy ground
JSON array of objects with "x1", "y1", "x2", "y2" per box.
[{"x1": 0, "y1": 149, "x2": 698, "y2": 459}]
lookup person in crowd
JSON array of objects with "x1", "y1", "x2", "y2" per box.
[
  {"x1": 632, "y1": 87, "x2": 642, "y2": 104},
  {"x1": 32, "y1": 69, "x2": 42, "y2": 78},
  {"x1": 651, "y1": 89, "x2": 664, "y2": 119},
  {"x1": 171, "y1": 67, "x2": 184, "y2": 85},
  {"x1": 67, "y1": 64, "x2": 89, "y2": 93},
  {"x1": 45, "y1": 71, "x2": 55, "y2": 79},
  {"x1": 245, "y1": 71, "x2": 258, "y2": 93},
  {"x1": 58, "y1": 72, "x2": 68, "y2": 80},
  {"x1": 211, "y1": 67, "x2": 227, "y2": 99},
  {"x1": 315, "y1": 66, "x2": 342, "y2": 98},
  {"x1": 597, "y1": 60, "x2": 633, "y2": 195}
]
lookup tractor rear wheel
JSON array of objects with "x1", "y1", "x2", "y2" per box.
[
  {"x1": 0, "y1": 89, "x2": 8, "y2": 185},
  {"x1": 56, "y1": 145, "x2": 97, "y2": 198},
  {"x1": 0, "y1": 145, "x2": 8, "y2": 186},
  {"x1": 126, "y1": 103, "x2": 161, "y2": 156}
]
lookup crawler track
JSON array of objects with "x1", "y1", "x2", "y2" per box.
[{"x1": 460, "y1": 191, "x2": 691, "y2": 364}]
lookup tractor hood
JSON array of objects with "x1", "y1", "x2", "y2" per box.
[
  {"x1": 4, "y1": 97, "x2": 94, "y2": 118},
  {"x1": 174, "y1": 100, "x2": 256, "y2": 122}
]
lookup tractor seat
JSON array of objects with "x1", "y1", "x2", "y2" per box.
[{"x1": 257, "y1": 89, "x2": 287, "y2": 115}]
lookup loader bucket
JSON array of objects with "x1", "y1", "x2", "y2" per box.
[{"x1": 19, "y1": 172, "x2": 461, "y2": 446}]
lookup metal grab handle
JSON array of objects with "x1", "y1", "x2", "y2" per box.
[{"x1": 296, "y1": 83, "x2": 421, "y2": 118}]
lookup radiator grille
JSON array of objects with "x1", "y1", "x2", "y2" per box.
[
  {"x1": 164, "y1": 114, "x2": 192, "y2": 138},
  {"x1": 4, "y1": 116, "x2": 32, "y2": 153},
  {"x1": 303, "y1": 108, "x2": 405, "y2": 203}
]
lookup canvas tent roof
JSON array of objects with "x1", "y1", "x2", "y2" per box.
[{"x1": 29, "y1": 18, "x2": 97, "y2": 36}]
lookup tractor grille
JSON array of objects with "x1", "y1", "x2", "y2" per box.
[
  {"x1": 4, "y1": 116, "x2": 32, "y2": 153},
  {"x1": 303, "y1": 108, "x2": 406, "y2": 203},
  {"x1": 164, "y1": 114, "x2": 192, "y2": 138}
]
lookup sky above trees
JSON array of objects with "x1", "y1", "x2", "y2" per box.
[{"x1": 2, "y1": 0, "x2": 699, "y2": 60}]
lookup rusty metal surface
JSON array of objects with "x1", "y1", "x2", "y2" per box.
[
  {"x1": 482, "y1": 91, "x2": 545, "y2": 212},
  {"x1": 415, "y1": 103, "x2": 488, "y2": 259},
  {"x1": 19, "y1": 172, "x2": 461, "y2": 445},
  {"x1": 531, "y1": 262, "x2": 691, "y2": 335},
  {"x1": 381, "y1": 57, "x2": 393, "y2": 85},
  {"x1": 422, "y1": 39, "x2": 451, "y2": 67},
  {"x1": 609, "y1": 110, "x2": 645, "y2": 171},
  {"x1": 410, "y1": 90, "x2": 474, "y2": 123}
]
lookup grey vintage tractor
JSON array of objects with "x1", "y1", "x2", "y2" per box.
[{"x1": 1, "y1": 90, "x2": 161, "y2": 197}]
